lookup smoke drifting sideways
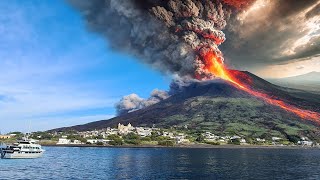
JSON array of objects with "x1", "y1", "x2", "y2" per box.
[
  {"x1": 115, "y1": 77, "x2": 194, "y2": 115},
  {"x1": 115, "y1": 90, "x2": 169, "y2": 115}
]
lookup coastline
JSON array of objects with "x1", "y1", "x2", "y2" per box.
[{"x1": 43, "y1": 144, "x2": 320, "y2": 149}]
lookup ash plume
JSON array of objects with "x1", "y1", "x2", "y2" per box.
[
  {"x1": 115, "y1": 77, "x2": 195, "y2": 115},
  {"x1": 116, "y1": 89, "x2": 169, "y2": 115},
  {"x1": 68, "y1": 0, "x2": 244, "y2": 79}
]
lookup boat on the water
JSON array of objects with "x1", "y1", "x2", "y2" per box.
[{"x1": 0, "y1": 137, "x2": 45, "y2": 159}]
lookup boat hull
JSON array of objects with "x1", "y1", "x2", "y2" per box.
[{"x1": 2, "y1": 151, "x2": 44, "y2": 159}]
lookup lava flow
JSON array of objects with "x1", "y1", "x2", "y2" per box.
[{"x1": 202, "y1": 51, "x2": 320, "y2": 124}]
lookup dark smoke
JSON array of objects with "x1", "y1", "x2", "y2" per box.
[
  {"x1": 68, "y1": 0, "x2": 245, "y2": 115},
  {"x1": 68, "y1": 0, "x2": 237, "y2": 79}
]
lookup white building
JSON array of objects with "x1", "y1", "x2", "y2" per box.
[
  {"x1": 87, "y1": 139, "x2": 110, "y2": 144},
  {"x1": 175, "y1": 134, "x2": 190, "y2": 144},
  {"x1": 87, "y1": 139, "x2": 99, "y2": 144},
  {"x1": 272, "y1": 137, "x2": 282, "y2": 141},
  {"x1": 118, "y1": 123, "x2": 134, "y2": 135},
  {"x1": 136, "y1": 127, "x2": 152, "y2": 137},
  {"x1": 231, "y1": 136, "x2": 241, "y2": 140},
  {"x1": 256, "y1": 138, "x2": 266, "y2": 142},
  {"x1": 240, "y1": 139, "x2": 246, "y2": 143},
  {"x1": 298, "y1": 140, "x2": 313, "y2": 146},
  {"x1": 163, "y1": 132, "x2": 174, "y2": 138},
  {"x1": 57, "y1": 138, "x2": 71, "y2": 145},
  {"x1": 203, "y1": 132, "x2": 218, "y2": 141}
]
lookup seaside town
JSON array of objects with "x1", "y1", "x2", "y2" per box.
[{"x1": 0, "y1": 123, "x2": 319, "y2": 148}]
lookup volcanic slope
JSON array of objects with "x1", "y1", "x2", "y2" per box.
[{"x1": 52, "y1": 71, "x2": 320, "y2": 140}]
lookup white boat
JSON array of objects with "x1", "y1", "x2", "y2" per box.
[{"x1": 0, "y1": 138, "x2": 45, "y2": 159}]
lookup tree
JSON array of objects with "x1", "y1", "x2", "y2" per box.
[
  {"x1": 107, "y1": 134, "x2": 123, "y2": 146},
  {"x1": 287, "y1": 135, "x2": 300, "y2": 144},
  {"x1": 196, "y1": 135, "x2": 205, "y2": 142},
  {"x1": 96, "y1": 142, "x2": 104, "y2": 146},
  {"x1": 109, "y1": 138, "x2": 123, "y2": 146},
  {"x1": 150, "y1": 131, "x2": 160, "y2": 141},
  {"x1": 123, "y1": 133, "x2": 141, "y2": 145},
  {"x1": 228, "y1": 139, "x2": 240, "y2": 145}
]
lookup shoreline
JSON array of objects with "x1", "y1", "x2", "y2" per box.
[{"x1": 43, "y1": 144, "x2": 320, "y2": 149}]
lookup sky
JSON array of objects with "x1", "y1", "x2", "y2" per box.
[
  {"x1": 0, "y1": 0, "x2": 170, "y2": 133},
  {"x1": 220, "y1": 0, "x2": 320, "y2": 78},
  {"x1": 0, "y1": 0, "x2": 319, "y2": 133}
]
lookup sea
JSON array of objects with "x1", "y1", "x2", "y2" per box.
[{"x1": 0, "y1": 147, "x2": 320, "y2": 180}]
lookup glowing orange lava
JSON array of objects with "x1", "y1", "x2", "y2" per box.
[{"x1": 203, "y1": 51, "x2": 320, "y2": 124}]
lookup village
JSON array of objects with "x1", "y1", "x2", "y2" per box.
[
  {"x1": 2, "y1": 123, "x2": 316, "y2": 147},
  {"x1": 0, "y1": 123, "x2": 319, "y2": 147}
]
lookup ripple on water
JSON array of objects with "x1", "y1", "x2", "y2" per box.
[{"x1": 0, "y1": 147, "x2": 320, "y2": 179}]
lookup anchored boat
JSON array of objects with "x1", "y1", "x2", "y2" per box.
[{"x1": 0, "y1": 137, "x2": 45, "y2": 159}]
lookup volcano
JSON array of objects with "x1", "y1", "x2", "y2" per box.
[{"x1": 52, "y1": 71, "x2": 320, "y2": 140}]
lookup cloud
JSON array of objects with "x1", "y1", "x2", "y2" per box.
[
  {"x1": 296, "y1": 66, "x2": 304, "y2": 70},
  {"x1": 254, "y1": 56, "x2": 320, "y2": 78},
  {"x1": 221, "y1": 0, "x2": 320, "y2": 69}
]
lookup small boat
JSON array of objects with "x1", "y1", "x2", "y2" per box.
[{"x1": 0, "y1": 137, "x2": 45, "y2": 159}]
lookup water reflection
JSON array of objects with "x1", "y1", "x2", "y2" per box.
[{"x1": 0, "y1": 147, "x2": 320, "y2": 179}]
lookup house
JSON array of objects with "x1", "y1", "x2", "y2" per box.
[
  {"x1": 71, "y1": 140, "x2": 82, "y2": 144},
  {"x1": 87, "y1": 139, "x2": 99, "y2": 144},
  {"x1": 272, "y1": 137, "x2": 282, "y2": 141},
  {"x1": 175, "y1": 134, "x2": 190, "y2": 144},
  {"x1": 230, "y1": 136, "x2": 241, "y2": 140},
  {"x1": 57, "y1": 138, "x2": 71, "y2": 145},
  {"x1": 256, "y1": 138, "x2": 266, "y2": 142},
  {"x1": 87, "y1": 139, "x2": 110, "y2": 144},
  {"x1": 136, "y1": 127, "x2": 152, "y2": 137},
  {"x1": 162, "y1": 132, "x2": 174, "y2": 138},
  {"x1": 118, "y1": 123, "x2": 134, "y2": 135},
  {"x1": 240, "y1": 139, "x2": 246, "y2": 143},
  {"x1": 297, "y1": 140, "x2": 313, "y2": 146},
  {"x1": 203, "y1": 132, "x2": 217, "y2": 141},
  {"x1": 0, "y1": 135, "x2": 12, "y2": 139}
]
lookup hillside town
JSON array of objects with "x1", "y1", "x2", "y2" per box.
[{"x1": 1, "y1": 123, "x2": 318, "y2": 148}]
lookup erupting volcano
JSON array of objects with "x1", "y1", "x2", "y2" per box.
[
  {"x1": 200, "y1": 51, "x2": 320, "y2": 123},
  {"x1": 68, "y1": 0, "x2": 320, "y2": 128}
]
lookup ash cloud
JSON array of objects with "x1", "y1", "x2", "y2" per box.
[
  {"x1": 115, "y1": 76, "x2": 195, "y2": 115},
  {"x1": 68, "y1": 0, "x2": 239, "y2": 79},
  {"x1": 115, "y1": 89, "x2": 169, "y2": 115},
  {"x1": 68, "y1": 0, "x2": 319, "y2": 74},
  {"x1": 68, "y1": 0, "x2": 195, "y2": 77}
]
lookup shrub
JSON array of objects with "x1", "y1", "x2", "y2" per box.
[
  {"x1": 287, "y1": 135, "x2": 300, "y2": 144},
  {"x1": 158, "y1": 140, "x2": 174, "y2": 146},
  {"x1": 205, "y1": 141, "x2": 220, "y2": 145},
  {"x1": 228, "y1": 139, "x2": 240, "y2": 145},
  {"x1": 196, "y1": 135, "x2": 205, "y2": 142},
  {"x1": 141, "y1": 137, "x2": 151, "y2": 141},
  {"x1": 107, "y1": 134, "x2": 123, "y2": 146},
  {"x1": 96, "y1": 142, "x2": 104, "y2": 146},
  {"x1": 109, "y1": 138, "x2": 123, "y2": 146}
]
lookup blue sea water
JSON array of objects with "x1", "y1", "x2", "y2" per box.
[{"x1": 1, "y1": 147, "x2": 320, "y2": 180}]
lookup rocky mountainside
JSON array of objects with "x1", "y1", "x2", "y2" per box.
[{"x1": 51, "y1": 71, "x2": 320, "y2": 140}]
